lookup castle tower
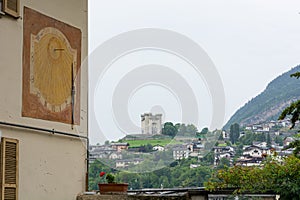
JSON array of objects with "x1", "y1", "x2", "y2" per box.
[{"x1": 141, "y1": 113, "x2": 162, "y2": 135}]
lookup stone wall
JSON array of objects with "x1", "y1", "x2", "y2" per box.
[{"x1": 77, "y1": 193, "x2": 276, "y2": 200}]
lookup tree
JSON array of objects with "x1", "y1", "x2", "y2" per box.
[
  {"x1": 278, "y1": 72, "x2": 300, "y2": 128},
  {"x1": 205, "y1": 156, "x2": 300, "y2": 200},
  {"x1": 200, "y1": 127, "x2": 209, "y2": 134},
  {"x1": 218, "y1": 133, "x2": 224, "y2": 140},
  {"x1": 239, "y1": 132, "x2": 254, "y2": 145},
  {"x1": 162, "y1": 122, "x2": 178, "y2": 138},
  {"x1": 266, "y1": 133, "x2": 271, "y2": 147},
  {"x1": 176, "y1": 123, "x2": 186, "y2": 136},
  {"x1": 139, "y1": 143, "x2": 153, "y2": 152},
  {"x1": 275, "y1": 136, "x2": 284, "y2": 146},
  {"x1": 279, "y1": 99, "x2": 300, "y2": 129},
  {"x1": 229, "y1": 123, "x2": 240, "y2": 144},
  {"x1": 202, "y1": 151, "x2": 214, "y2": 165},
  {"x1": 255, "y1": 132, "x2": 266, "y2": 142},
  {"x1": 186, "y1": 124, "x2": 198, "y2": 136},
  {"x1": 216, "y1": 157, "x2": 230, "y2": 170},
  {"x1": 278, "y1": 72, "x2": 300, "y2": 157}
]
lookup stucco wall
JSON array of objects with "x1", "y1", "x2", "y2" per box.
[
  {"x1": 2, "y1": 127, "x2": 87, "y2": 200},
  {"x1": 0, "y1": 0, "x2": 88, "y2": 199}
]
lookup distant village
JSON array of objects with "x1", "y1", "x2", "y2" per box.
[
  {"x1": 214, "y1": 119, "x2": 296, "y2": 167},
  {"x1": 89, "y1": 113, "x2": 297, "y2": 169}
]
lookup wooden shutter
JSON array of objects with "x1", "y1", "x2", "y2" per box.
[
  {"x1": 0, "y1": 138, "x2": 19, "y2": 200},
  {"x1": 3, "y1": 0, "x2": 19, "y2": 18}
]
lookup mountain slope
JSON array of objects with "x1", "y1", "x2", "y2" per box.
[{"x1": 224, "y1": 65, "x2": 300, "y2": 129}]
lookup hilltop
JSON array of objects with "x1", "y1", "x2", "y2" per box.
[{"x1": 224, "y1": 65, "x2": 300, "y2": 129}]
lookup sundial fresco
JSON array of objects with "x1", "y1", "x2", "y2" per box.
[
  {"x1": 22, "y1": 7, "x2": 81, "y2": 125},
  {"x1": 30, "y1": 27, "x2": 77, "y2": 112}
]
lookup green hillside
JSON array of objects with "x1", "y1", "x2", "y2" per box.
[
  {"x1": 125, "y1": 139, "x2": 181, "y2": 148},
  {"x1": 224, "y1": 65, "x2": 300, "y2": 129}
]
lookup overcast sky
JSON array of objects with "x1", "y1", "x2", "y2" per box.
[{"x1": 88, "y1": 0, "x2": 300, "y2": 143}]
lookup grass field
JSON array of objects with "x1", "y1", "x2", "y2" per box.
[{"x1": 126, "y1": 139, "x2": 181, "y2": 148}]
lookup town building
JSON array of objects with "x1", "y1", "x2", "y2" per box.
[
  {"x1": 242, "y1": 145, "x2": 270, "y2": 158},
  {"x1": 141, "y1": 113, "x2": 162, "y2": 135},
  {"x1": 0, "y1": 1, "x2": 88, "y2": 199},
  {"x1": 213, "y1": 146, "x2": 235, "y2": 166},
  {"x1": 111, "y1": 142, "x2": 129, "y2": 152},
  {"x1": 115, "y1": 158, "x2": 144, "y2": 168},
  {"x1": 153, "y1": 145, "x2": 165, "y2": 151},
  {"x1": 221, "y1": 130, "x2": 230, "y2": 139},
  {"x1": 235, "y1": 157, "x2": 264, "y2": 166},
  {"x1": 235, "y1": 145, "x2": 273, "y2": 166},
  {"x1": 173, "y1": 147, "x2": 189, "y2": 160},
  {"x1": 253, "y1": 141, "x2": 268, "y2": 148},
  {"x1": 283, "y1": 137, "x2": 295, "y2": 147},
  {"x1": 191, "y1": 140, "x2": 204, "y2": 153},
  {"x1": 89, "y1": 145, "x2": 123, "y2": 163}
]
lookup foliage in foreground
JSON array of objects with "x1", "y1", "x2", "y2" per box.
[
  {"x1": 89, "y1": 158, "x2": 213, "y2": 190},
  {"x1": 205, "y1": 156, "x2": 300, "y2": 200},
  {"x1": 278, "y1": 71, "x2": 300, "y2": 157}
]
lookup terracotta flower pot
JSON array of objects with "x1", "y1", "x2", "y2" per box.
[{"x1": 98, "y1": 183, "x2": 128, "y2": 194}]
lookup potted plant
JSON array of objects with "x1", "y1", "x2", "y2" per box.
[{"x1": 98, "y1": 172, "x2": 128, "y2": 194}]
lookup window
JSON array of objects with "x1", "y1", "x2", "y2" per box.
[
  {"x1": 1, "y1": 0, "x2": 20, "y2": 18},
  {"x1": 0, "y1": 137, "x2": 19, "y2": 200},
  {"x1": 0, "y1": 1, "x2": 4, "y2": 15}
]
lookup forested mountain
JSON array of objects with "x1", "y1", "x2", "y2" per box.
[{"x1": 224, "y1": 65, "x2": 300, "y2": 129}]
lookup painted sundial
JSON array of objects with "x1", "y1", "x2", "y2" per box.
[
  {"x1": 22, "y1": 7, "x2": 81, "y2": 125},
  {"x1": 30, "y1": 27, "x2": 77, "y2": 112}
]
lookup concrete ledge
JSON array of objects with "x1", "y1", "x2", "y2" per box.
[
  {"x1": 77, "y1": 194, "x2": 128, "y2": 200},
  {"x1": 77, "y1": 193, "x2": 189, "y2": 200},
  {"x1": 77, "y1": 188, "x2": 277, "y2": 200}
]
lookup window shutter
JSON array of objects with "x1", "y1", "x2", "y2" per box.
[
  {"x1": 3, "y1": 0, "x2": 19, "y2": 18},
  {"x1": 0, "y1": 138, "x2": 19, "y2": 200}
]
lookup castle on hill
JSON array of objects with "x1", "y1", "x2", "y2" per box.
[{"x1": 141, "y1": 113, "x2": 162, "y2": 135}]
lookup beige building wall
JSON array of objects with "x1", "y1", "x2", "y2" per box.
[{"x1": 0, "y1": 0, "x2": 88, "y2": 199}]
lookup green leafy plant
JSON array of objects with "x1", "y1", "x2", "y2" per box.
[
  {"x1": 106, "y1": 173, "x2": 115, "y2": 183},
  {"x1": 99, "y1": 171, "x2": 115, "y2": 183}
]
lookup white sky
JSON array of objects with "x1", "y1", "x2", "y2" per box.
[{"x1": 88, "y1": 0, "x2": 300, "y2": 143}]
